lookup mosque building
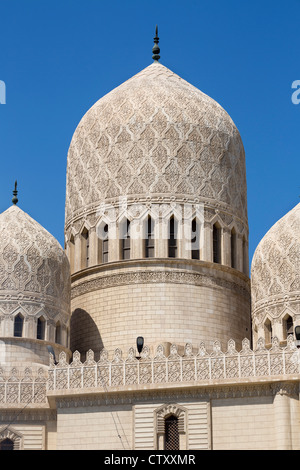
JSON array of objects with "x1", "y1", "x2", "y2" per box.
[{"x1": 0, "y1": 29, "x2": 299, "y2": 450}]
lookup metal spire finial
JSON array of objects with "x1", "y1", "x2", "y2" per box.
[
  {"x1": 152, "y1": 25, "x2": 160, "y2": 62},
  {"x1": 12, "y1": 180, "x2": 18, "y2": 205}
]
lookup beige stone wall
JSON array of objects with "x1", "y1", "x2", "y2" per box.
[
  {"x1": 50, "y1": 380, "x2": 300, "y2": 450},
  {"x1": 55, "y1": 404, "x2": 133, "y2": 450},
  {"x1": 70, "y1": 259, "x2": 250, "y2": 356},
  {"x1": 2, "y1": 388, "x2": 298, "y2": 450},
  {"x1": 211, "y1": 396, "x2": 275, "y2": 450},
  {"x1": 0, "y1": 338, "x2": 70, "y2": 368},
  {"x1": 45, "y1": 420, "x2": 57, "y2": 450}
]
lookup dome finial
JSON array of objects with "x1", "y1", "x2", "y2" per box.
[
  {"x1": 12, "y1": 180, "x2": 18, "y2": 205},
  {"x1": 152, "y1": 25, "x2": 160, "y2": 62}
]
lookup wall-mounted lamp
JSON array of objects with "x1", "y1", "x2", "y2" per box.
[
  {"x1": 136, "y1": 336, "x2": 144, "y2": 359},
  {"x1": 295, "y1": 326, "x2": 300, "y2": 348}
]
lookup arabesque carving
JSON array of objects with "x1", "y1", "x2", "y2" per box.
[
  {"x1": 65, "y1": 62, "x2": 247, "y2": 231},
  {"x1": 0, "y1": 336, "x2": 299, "y2": 405},
  {"x1": 49, "y1": 336, "x2": 299, "y2": 392},
  {"x1": 0, "y1": 205, "x2": 71, "y2": 331}
]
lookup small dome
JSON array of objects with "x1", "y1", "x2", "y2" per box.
[
  {"x1": 0, "y1": 205, "x2": 70, "y2": 333},
  {"x1": 65, "y1": 62, "x2": 247, "y2": 229},
  {"x1": 251, "y1": 203, "x2": 300, "y2": 318}
]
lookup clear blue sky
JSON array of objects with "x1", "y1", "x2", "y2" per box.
[{"x1": 0, "y1": 0, "x2": 299, "y2": 267}]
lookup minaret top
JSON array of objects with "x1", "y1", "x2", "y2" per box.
[
  {"x1": 152, "y1": 25, "x2": 160, "y2": 62},
  {"x1": 12, "y1": 180, "x2": 18, "y2": 205}
]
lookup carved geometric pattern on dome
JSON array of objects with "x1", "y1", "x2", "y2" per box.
[
  {"x1": 251, "y1": 203, "x2": 300, "y2": 320},
  {"x1": 0, "y1": 206, "x2": 71, "y2": 328},
  {"x1": 65, "y1": 62, "x2": 248, "y2": 227}
]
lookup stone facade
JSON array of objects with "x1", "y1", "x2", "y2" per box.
[
  {"x1": 70, "y1": 259, "x2": 250, "y2": 355},
  {"x1": 0, "y1": 52, "x2": 299, "y2": 451},
  {"x1": 1, "y1": 336, "x2": 299, "y2": 450}
]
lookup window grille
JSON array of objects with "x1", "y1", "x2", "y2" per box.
[{"x1": 165, "y1": 415, "x2": 179, "y2": 450}]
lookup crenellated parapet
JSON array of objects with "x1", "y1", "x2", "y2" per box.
[
  {"x1": 0, "y1": 336, "x2": 299, "y2": 406},
  {"x1": 48, "y1": 336, "x2": 300, "y2": 392}
]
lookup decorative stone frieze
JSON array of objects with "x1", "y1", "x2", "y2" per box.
[{"x1": 48, "y1": 336, "x2": 299, "y2": 394}]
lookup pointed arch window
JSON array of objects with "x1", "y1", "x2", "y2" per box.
[
  {"x1": 155, "y1": 404, "x2": 187, "y2": 450},
  {"x1": 264, "y1": 318, "x2": 272, "y2": 345},
  {"x1": 213, "y1": 223, "x2": 221, "y2": 264},
  {"x1": 37, "y1": 316, "x2": 46, "y2": 340},
  {"x1": 55, "y1": 321, "x2": 62, "y2": 345},
  {"x1": 165, "y1": 415, "x2": 179, "y2": 450},
  {"x1": 283, "y1": 315, "x2": 293, "y2": 340},
  {"x1": 191, "y1": 218, "x2": 200, "y2": 260},
  {"x1": 102, "y1": 224, "x2": 109, "y2": 263},
  {"x1": 121, "y1": 219, "x2": 131, "y2": 260},
  {"x1": 0, "y1": 428, "x2": 23, "y2": 450},
  {"x1": 231, "y1": 228, "x2": 237, "y2": 269},
  {"x1": 81, "y1": 228, "x2": 89, "y2": 268},
  {"x1": 14, "y1": 314, "x2": 24, "y2": 337},
  {"x1": 145, "y1": 216, "x2": 155, "y2": 258},
  {"x1": 168, "y1": 216, "x2": 177, "y2": 258},
  {"x1": 0, "y1": 438, "x2": 14, "y2": 450}
]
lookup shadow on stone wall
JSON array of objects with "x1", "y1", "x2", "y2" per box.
[{"x1": 70, "y1": 308, "x2": 104, "y2": 362}]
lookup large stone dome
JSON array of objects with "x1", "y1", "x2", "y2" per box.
[
  {"x1": 251, "y1": 203, "x2": 300, "y2": 340},
  {"x1": 0, "y1": 204, "x2": 71, "y2": 365},
  {"x1": 65, "y1": 62, "x2": 247, "y2": 229},
  {"x1": 65, "y1": 60, "x2": 251, "y2": 355}
]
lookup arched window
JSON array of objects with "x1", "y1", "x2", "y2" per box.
[
  {"x1": 121, "y1": 219, "x2": 131, "y2": 260},
  {"x1": 168, "y1": 216, "x2": 177, "y2": 258},
  {"x1": 0, "y1": 438, "x2": 14, "y2": 450},
  {"x1": 14, "y1": 314, "x2": 24, "y2": 337},
  {"x1": 283, "y1": 315, "x2": 293, "y2": 340},
  {"x1": 165, "y1": 415, "x2": 179, "y2": 450},
  {"x1": 102, "y1": 224, "x2": 109, "y2": 263},
  {"x1": 145, "y1": 216, "x2": 155, "y2": 258},
  {"x1": 37, "y1": 316, "x2": 46, "y2": 340},
  {"x1": 231, "y1": 228, "x2": 237, "y2": 269},
  {"x1": 81, "y1": 228, "x2": 89, "y2": 268},
  {"x1": 191, "y1": 218, "x2": 199, "y2": 260},
  {"x1": 213, "y1": 224, "x2": 221, "y2": 264},
  {"x1": 155, "y1": 403, "x2": 187, "y2": 450},
  {"x1": 55, "y1": 322, "x2": 62, "y2": 345},
  {"x1": 264, "y1": 318, "x2": 272, "y2": 345}
]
